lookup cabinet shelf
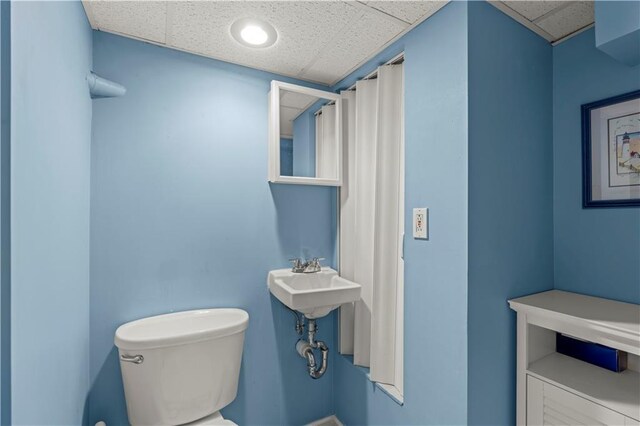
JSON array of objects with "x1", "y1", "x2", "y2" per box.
[
  {"x1": 509, "y1": 290, "x2": 640, "y2": 425},
  {"x1": 527, "y1": 352, "x2": 640, "y2": 421},
  {"x1": 509, "y1": 290, "x2": 640, "y2": 355}
]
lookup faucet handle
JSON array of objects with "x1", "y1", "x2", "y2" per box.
[
  {"x1": 308, "y1": 257, "x2": 325, "y2": 271},
  {"x1": 289, "y1": 258, "x2": 304, "y2": 272}
]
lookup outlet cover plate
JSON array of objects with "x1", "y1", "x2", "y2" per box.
[{"x1": 413, "y1": 207, "x2": 428, "y2": 239}]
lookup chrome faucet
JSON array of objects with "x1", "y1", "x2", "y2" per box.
[
  {"x1": 288, "y1": 257, "x2": 324, "y2": 273},
  {"x1": 289, "y1": 258, "x2": 306, "y2": 273}
]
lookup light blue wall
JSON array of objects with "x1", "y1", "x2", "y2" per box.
[
  {"x1": 280, "y1": 138, "x2": 293, "y2": 176},
  {"x1": 595, "y1": 0, "x2": 640, "y2": 44},
  {"x1": 467, "y1": 3, "x2": 553, "y2": 425},
  {"x1": 10, "y1": 1, "x2": 92, "y2": 424},
  {"x1": 292, "y1": 107, "x2": 316, "y2": 177},
  {"x1": 595, "y1": 1, "x2": 640, "y2": 66},
  {"x1": 89, "y1": 31, "x2": 337, "y2": 426},
  {"x1": 0, "y1": 2, "x2": 10, "y2": 423},
  {"x1": 553, "y1": 28, "x2": 640, "y2": 305},
  {"x1": 5, "y1": 3, "x2": 637, "y2": 426},
  {"x1": 331, "y1": 3, "x2": 469, "y2": 424}
]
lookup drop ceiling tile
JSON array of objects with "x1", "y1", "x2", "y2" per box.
[
  {"x1": 85, "y1": 0, "x2": 598, "y2": 86},
  {"x1": 302, "y1": 10, "x2": 406, "y2": 84},
  {"x1": 502, "y1": 1, "x2": 569, "y2": 21},
  {"x1": 536, "y1": 1, "x2": 594, "y2": 39},
  {"x1": 364, "y1": 1, "x2": 447, "y2": 24},
  {"x1": 83, "y1": 1, "x2": 167, "y2": 43},
  {"x1": 281, "y1": 91, "x2": 319, "y2": 110},
  {"x1": 168, "y1": 1, "x2": 360, "y2": 83},
  {"x1": 280, "y1": 106, "x2": 301, "y2": 122}
]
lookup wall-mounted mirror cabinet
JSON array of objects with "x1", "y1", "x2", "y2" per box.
[{"x1": 268, "y1": 81, "x2": 342, "y2": 186}]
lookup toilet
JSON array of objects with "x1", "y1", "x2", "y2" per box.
[{"x1": 114, "y1": 308, "x2": 249, "y2": 426}]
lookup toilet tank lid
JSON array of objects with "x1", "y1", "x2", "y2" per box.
[{"x1": 115, "y1": 308, "x2": 249, "y2": 350}]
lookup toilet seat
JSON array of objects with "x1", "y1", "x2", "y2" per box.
[{"x1": 182, "y1": 411, "x2": 237, "y2": 426}]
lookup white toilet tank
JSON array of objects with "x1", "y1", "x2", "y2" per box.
[{"x1": 115, "y1": 309, "x2": 249, "y2": 426}]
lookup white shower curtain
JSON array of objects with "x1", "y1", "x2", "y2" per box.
[
  {"x1": 338, "y1": 90, "x2": 356, "y2": 355},
  {"x1": 315, "y1": 104, "x2": 337, "y2": 180},
  {"x1": 339, "y1": 63, "x2": 404, "y2": 388}
]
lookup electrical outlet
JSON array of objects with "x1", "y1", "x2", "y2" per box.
[{"x1": 413, "y1": 208, "x2": 428, "y2": 239}]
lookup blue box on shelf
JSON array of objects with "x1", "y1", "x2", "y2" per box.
[{"x1": 556, "y1": 333, "x2": 627, "y2": 373}]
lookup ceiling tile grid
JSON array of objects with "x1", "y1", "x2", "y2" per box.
[
  {"x1": 535, "y1": 1, "x2": 594, "y2": 40},
  {"x1": 502, "y1": 0, "x2": 569, "y2": 21},
  {"x1": 496, "y1": 1, "x2": 594, "y2": 43},
  {"x1": 301, "y1": 8, "x2": 408, "y2": 83},
  {"x1": 168, "y1": 1, "x2": 361, "y2": 79},
  {"x1": 82, "y1": 1, "x2": 596, "y2": 85},
  {"x1": 82, "y1": 0, "x2": 446, "y2": 85},
  {"x1": 364, "y1": 1, "x2": 447, "y2": 24},
  {"x1": 85, "y1": 1, "x2": 168, "y2": 43}
]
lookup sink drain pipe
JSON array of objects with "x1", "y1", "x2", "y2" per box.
[{"x1": 296, "y1": 319, "x2": 328, "y2": 379}]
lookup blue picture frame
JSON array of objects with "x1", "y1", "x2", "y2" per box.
[{"x1": 581, "y1": 90, "x2": 640, "y2": 208}]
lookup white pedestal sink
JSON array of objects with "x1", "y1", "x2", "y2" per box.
[{"x1": 268, "y1": 267, "x2": 361, "y2": 318}]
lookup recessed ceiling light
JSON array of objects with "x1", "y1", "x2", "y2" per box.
[{"x1": 231, "y1": 18, "x2": 277, "y2": 48}]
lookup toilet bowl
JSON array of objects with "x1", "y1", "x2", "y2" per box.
[{"x1": 115, "y1": 308, "x2": 249, "y2": 426}]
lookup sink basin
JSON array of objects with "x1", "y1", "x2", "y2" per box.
[{"x1": 267, "y1": 267, "x2": 361, "y2": 318}]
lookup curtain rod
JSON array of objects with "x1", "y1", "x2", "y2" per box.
[
  {"x1": 346, "y1": 51, "x2": 404, "y2": 91},
  {"x1": 315, "y1": 52, "x2": 405, "y2": 116},
  {"x1": 314, "y1": 102, "x2": 334, "y2": 116}
]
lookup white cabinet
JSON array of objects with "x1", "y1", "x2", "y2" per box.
[
  {"x1": 527, "y1": 375, "x2": 633, "y2": 425},
  {"x1": 509, "y1": 290, "x2": 640, "y2": 426}
]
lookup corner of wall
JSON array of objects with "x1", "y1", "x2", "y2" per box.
[
  {"x1": 0, "y1": 1, "x2": 10, "y2": 424},
  {"x1": 467, "y1": 2, "x2": 554, "y2": 425},
  {"x1": 551, "y1": 28, "x2": 640, "y2": 304}
]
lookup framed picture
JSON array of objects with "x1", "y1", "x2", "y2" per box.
[{"x1": 582, "y1": 90, "x2": 640, "y2": 208}]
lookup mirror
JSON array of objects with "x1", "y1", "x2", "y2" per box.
[{"x1": 269, "y1": 81, "x2": 342, "y2": 186}]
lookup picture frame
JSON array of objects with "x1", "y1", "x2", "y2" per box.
[{"x1": 582, "y1": 90, "x2": 640, "y2": 208}]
